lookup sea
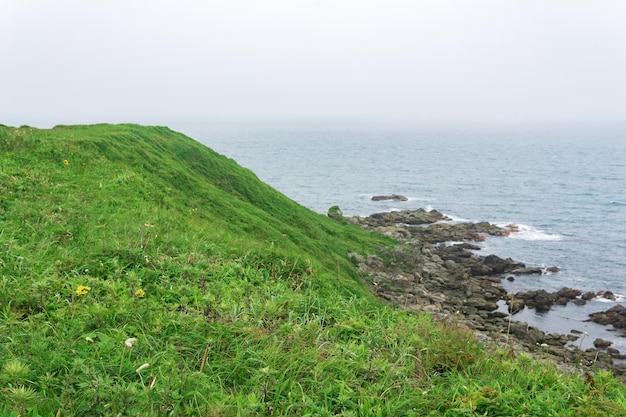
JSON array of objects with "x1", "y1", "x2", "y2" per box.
[{"x1": 175, "y1": 121, "x2": 626, "y2": 351}]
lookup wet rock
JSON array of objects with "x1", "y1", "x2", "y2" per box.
[
  {"x1": 510, "y1": 267, "x2": 544, "y2": 275},
  {"x1": 607, "y1": 348, "x2": 626, "y2": 360},
  {"x1": 352, "y1": 208, "x2": 625, "y2": 378},
  {"x1": 483, "y1": 254, "x2": 525, "y2": 274},
  {"x1": 554, "y1": 288, "x2": 582, "y2": 306},
  {"x1": 365, "y1": 209, "x2": 450, "y2": 226},
  {"x1": 507, "y1": 298, "x2": 525, "y2": 314},
  {"x1": 587, "y1": 305, "x2": 626, "y2": 329},
  {"x1": 593, "y1": 338, "x2": 613, "y2": 348},
  {"x1": 582, "y1": 292, "x2": 596, "y2": 301},
  {"x1": 516, "y1": 289, "x2": 554, "y2": 312},
  {"x1": 371, "y1": 194, "x2": 408, "y2": 201},
  {"x1": 556, "y1": 287, "x2": 582, "y2": 300},
  {"x1": 597, "y1": 291, "x2": 617, "y2": 301}
]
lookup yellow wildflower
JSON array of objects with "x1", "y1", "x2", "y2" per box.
[
  {"x1": 63, "y1": 159, "x2": 69, "y2": 166},
  {"x1": 135, "y1": 288, "x2": 146, "y2": 298},
  {"x1": 76, "y1": 285, "x2": 91, "y2": 295}
]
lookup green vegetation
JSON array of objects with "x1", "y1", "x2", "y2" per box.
[{"x1": 1, "y1": 123, "x2": 624, "y2": 416}]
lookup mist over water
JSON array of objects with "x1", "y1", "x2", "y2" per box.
[{"x1": 181, "y1": 122, "x2": 626, "y2": 349}]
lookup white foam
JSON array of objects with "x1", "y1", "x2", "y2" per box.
[
  {"x1": 497, "y1": 223, "x2": 563, "y2": 241},
  {"x1": 594, "y1": 293, "x2": 624, "y2": 303}
]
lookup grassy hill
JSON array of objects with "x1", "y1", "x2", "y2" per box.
[{"x1": 1, "y1": 124, "x2": 624, "y2": 416}]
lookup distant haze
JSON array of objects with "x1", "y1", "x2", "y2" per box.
[{"x1": 2, "y1": 1, "x2": 626, "y2": 127}]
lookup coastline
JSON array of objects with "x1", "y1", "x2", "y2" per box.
[{"x1": 335, "y1": 207, "x2": 626, "y2": 380}]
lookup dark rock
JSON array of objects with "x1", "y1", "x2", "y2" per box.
[
  {"x1": 607, "y1": 347, "x2": 622, "y2": 356},
  {"x1": 507, "y1": 299, "x2": 525, "y2": 314},
  {"x1": 572, "y1": 299, "x2": 587, "y2": 306},
  {"x1": 352, "y1": 208, "x2": 626, "y2": 378},
  {"x1": 582, "y1": 291, "x2": 596, "y2": 301},
  {"x1": 517, "y1": 290, "x2": 554, "y2": 312},
  {"x1": 587, "y1": 305, "x2": 626, "y2": 329},
  {"x1": 510, "y1": 267, "x2": 543, "y2": 275},
  {"x1": 556, "y1": 287, "x2": 582, "y2": 300},
  {"x1": 546, "y1": 266, "x2": 560, "y2": 273},
  {"x1": 371, "y1": 194, "x2": 408, "y2": 201},
  {"x1": 554, "y1": 288, "x2": 582, "y2": 306},
  {"x1": 506, "y1": 276, "x2": 515, "y2": 281},
  {"x1": 593, "y1": 338, "x2": 613, "y2": 348},
  {"x1": 598, "y1": 291, "x2": 617, "y2": 301},
  {"x1": 365, "y1": 209, "x2": 450, "y2": 226},
  {"x1": 509, "y1": 323, "x2": 546, "y2": 345},
  {"x1": 483, "y1": 255, "x2": 524, "y2": 274}
]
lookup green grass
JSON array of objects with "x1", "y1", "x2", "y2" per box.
[{"x1": 1, "y1": 123, "x2": 625, "y2": 416}]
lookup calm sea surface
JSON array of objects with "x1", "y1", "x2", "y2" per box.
[{"x1": 176, "y1": 122, "x2": 626, "y2": 350}]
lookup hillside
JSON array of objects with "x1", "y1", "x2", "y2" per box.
[{"x1": 1, "y1": 124, "x2": 624, "y2": 416}]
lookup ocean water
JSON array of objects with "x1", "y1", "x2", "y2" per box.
[{"x1": 177, "y1": 122, "x2": 626, "y2": 350}]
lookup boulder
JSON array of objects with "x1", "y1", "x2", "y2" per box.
[
  {"x1": 327, "y1": 205, "x2": 343, "y2": 220},
  {"x1": 371, "y1": 194, "x2": 408, "y2": 201},
  {"x1": 510, "y1": 267, "x2": 544, "y2": 275},
  {"x1": 365, "y1": 209, "x2": 450, "y2": 226},
  {"x1": 587, "y1": 305, "x2": 626, "y2": 329},
  {"x1": 593, "y1": 338, "x2": 613, "y2": 349},
  {"x1": 517, "y1": 290, "x2": 554, "y2": 312}
]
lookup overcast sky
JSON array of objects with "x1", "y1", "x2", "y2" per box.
[{"x1": 2, "y1": 1, "x2": 626, "y2": 127}]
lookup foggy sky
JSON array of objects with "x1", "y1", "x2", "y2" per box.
[{"x1": 2, "y1": 1, "x2": 626, "y2": 127}]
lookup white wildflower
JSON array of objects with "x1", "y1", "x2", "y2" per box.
[
  {"x1": 124, "y1": 337, "x2": 138, "y2": 348},
  {"x1": 136, "y1": 363, "x2": 150, "y2": 373}
]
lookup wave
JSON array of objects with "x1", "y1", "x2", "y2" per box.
[
  {"x1": 497, "y1": 223, "x2": 563, "y2": 241},
  {"x1": 594, "y1": 293, "x2": 625, "y2": 303}
]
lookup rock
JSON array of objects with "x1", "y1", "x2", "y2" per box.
[
  {"x1": 351, "y1": 208, "x2": 626, "y2": 378},
  {"x1": 507, "y1": 298, "x2": 525, "y2": 314},
  {"x1": 593, "y1": 338, "x2": 613, "y2": 348},
  {"x1": 556, "y1": 287, "x2": 582, "y2": 300},
  {"x1": 371, "y1": 194, "x2": 408, "y2": 201},
  {"x1": 597, "y1": 291, "x2": 617, "y2": 301},
  {"x1": 510, "y1": 267, "x2": 543, "y2": 275},
  {"x1": 582, "y1": 291, "x2": 596, "y2": 301},
  {"x1": 483, "y1": 254, "x2": 525, "y2": 274},
  {"x1": 587, "y1": 305, "x2": 626, "y2": 329},
  {"x1": 554, "y1": 288, "x2": 582, "y2": 306},
  {"x1": 327, "y1": 205, "x2": 343, "y2": 220},
  {"x1": 546, "y1": 266, "x2": 560, "y2": 273},
  {"x1": 607, "y1": 348, "x2": 626, "y2": 360},
  {"x1": 517, "y1": 290, "x2": 554, "y2": 312},
  {"x1": 365, "y1": 209, "x2": 450, "y2": 226}
]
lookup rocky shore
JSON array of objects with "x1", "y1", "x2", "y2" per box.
[{"x1": 331, "y1": 208, "x2": 626, "y2": 380}]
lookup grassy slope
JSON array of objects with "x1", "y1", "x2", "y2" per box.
[{"x1": 0, "y1": 124, "x2": 624, "y2": 416}]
